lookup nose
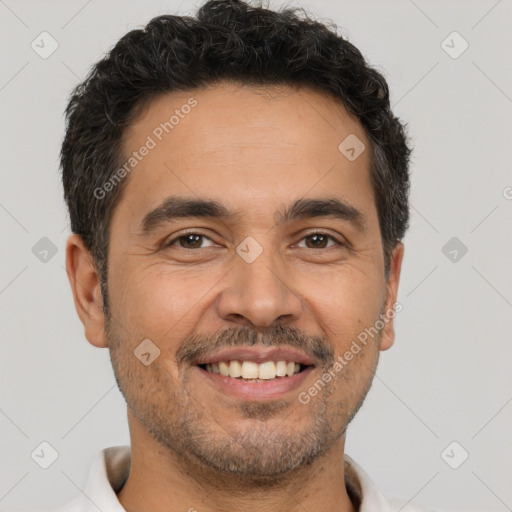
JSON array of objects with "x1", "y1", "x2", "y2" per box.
[{"x1": 215, "y1": 248, "x2": 304, "y2": 329}]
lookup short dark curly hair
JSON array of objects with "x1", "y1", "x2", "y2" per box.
[{"x1": 61, "y1": 0, "x2": 411, "y2": 302}]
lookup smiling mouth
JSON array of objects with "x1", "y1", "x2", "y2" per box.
[{"x1": 197, "y1": 360, "x2": 312, "y2": 382}]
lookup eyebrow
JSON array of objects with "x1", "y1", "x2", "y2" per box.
[{"x1": 139, "y1": 195, "x2": 367, "y2": 234}]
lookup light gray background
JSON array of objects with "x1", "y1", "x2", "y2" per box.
[{"x1": 1, "y1": 0, "x2": 511, "y2": 510}]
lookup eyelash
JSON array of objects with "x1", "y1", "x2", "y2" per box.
[{"x1": 163, "y1": 230, "x2": 345, "y2": 250}]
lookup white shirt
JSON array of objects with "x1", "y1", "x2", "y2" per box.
[{"x1": 55, "y1": 445, "x2": 438, "y2": 512}]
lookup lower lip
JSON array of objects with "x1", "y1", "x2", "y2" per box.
[{"x1": 196, "y1": 365, "x2": 315, "y2": 400}]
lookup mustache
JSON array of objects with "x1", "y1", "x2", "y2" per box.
[{"x1": 175, "y1": 324, "x2": 334, "y2": 367}]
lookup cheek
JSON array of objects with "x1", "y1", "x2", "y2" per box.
[
  {"x1": 109, "y1": 263, "x2": 225, "y2": 339},
  {"x1": 304, "y1": 264, "x2": 384, "y2": 342}
]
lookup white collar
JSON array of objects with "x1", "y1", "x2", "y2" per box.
[{"x1": 56, "y1": 445, "x2": 436, "y2": 512}]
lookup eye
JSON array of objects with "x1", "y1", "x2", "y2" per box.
[
  {"x1": 296, "y1": 232, "x2": 342, "y2": 249},
  {"x1": 164, "y1": 232, "x2": 216, "y2": 249},
  {"x1": 163, "y1": 231, "x2": 344, "y2": 251}
]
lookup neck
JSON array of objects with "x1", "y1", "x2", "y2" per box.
[{"x1": 117, "y1": 413, "x2": 357, "y2": 512}]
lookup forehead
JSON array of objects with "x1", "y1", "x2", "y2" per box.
[
  {"x1": 124, "y1": 81, "x2": 368, "y2": 156},
  {"x1": 113, "y1": 81, "x2": 375, "y2": 232}
]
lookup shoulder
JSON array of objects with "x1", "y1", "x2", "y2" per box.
[
  {"x1": 51, "y1": 445, "x2": 131, "y2": 512},
  {"x1": 344, "y1": 454, "x2": 441, "y2": 512}
]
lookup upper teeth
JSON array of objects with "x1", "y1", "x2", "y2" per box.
[{"x1": 205, "y1": 360, "x2": 301, "y2": 379}]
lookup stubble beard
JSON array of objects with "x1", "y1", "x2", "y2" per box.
[{"x1": 105, "y1": 318, "x2": 379, "y2": 486}]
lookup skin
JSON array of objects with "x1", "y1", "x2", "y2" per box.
[{"x1": 66, "y1": 81, "x2": 404, "y2": 512}]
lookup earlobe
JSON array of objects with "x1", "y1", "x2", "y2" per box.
[
  {"x1": 65, "y1": 234, "x2": 108, "y2": 348},
  {"x1": 379, "y1": 242, "x2": 405, "y2": 351}
]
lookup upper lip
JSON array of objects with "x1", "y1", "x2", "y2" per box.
[{"x1": 195, "y1": 346, "x2": 316, "y2": 366}]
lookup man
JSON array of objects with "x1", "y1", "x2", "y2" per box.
[{"x1": 59, "y1": 0, "x2": 435, "y2": 510}]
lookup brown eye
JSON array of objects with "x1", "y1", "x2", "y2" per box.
[
  {"x1": 298, "y1": 233, "x2": 340, "y2": 249},
  {"x1": 166, "y1": 233, "x2": 215, "y2": 249}
]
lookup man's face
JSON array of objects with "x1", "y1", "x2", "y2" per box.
[{"x1": 99, "y1": 82, "x2": 402, "y2": 479}]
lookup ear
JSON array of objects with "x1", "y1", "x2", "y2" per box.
[
  {"x1": 379, "y1": 242, "x2": 405, "y2": 351},
  {"x1": 65, "y1": 234, "x2": 108, "y2": 348}
]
